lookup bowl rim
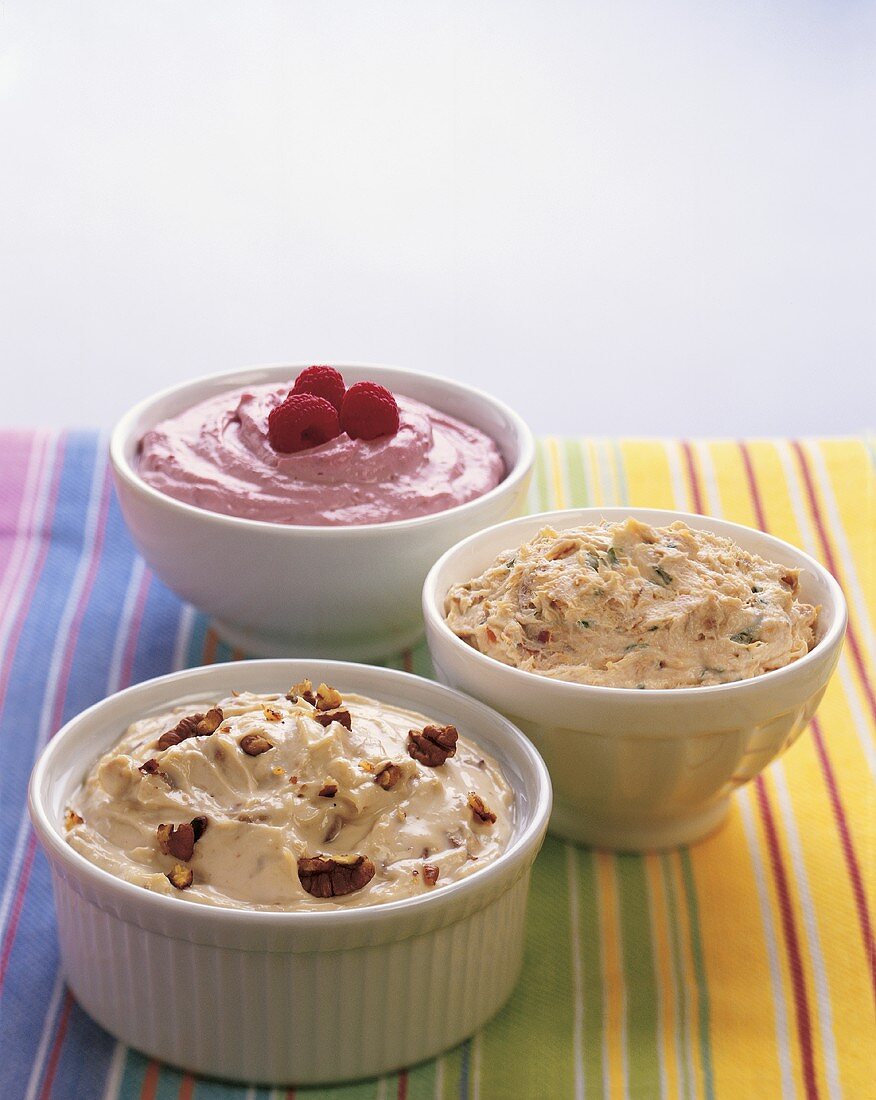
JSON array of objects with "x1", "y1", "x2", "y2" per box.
[
  {"x1": 109, "y1": 362, "x2": 535, "y2": 537},
  {"x1": 28, "y1": 659, "x2": 552, "y2": 930},
  {"x1": 423, "y1": 505, "x2": 848, "y2": 702}
]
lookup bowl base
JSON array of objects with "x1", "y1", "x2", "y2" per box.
[
  {"x1": 548, "y1": 795, "x2": 731, "y2": 851},
  {"x1": 212, "y1": 618, "x2": 426, "y2": 662}
]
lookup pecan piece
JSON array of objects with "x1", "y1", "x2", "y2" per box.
[
  {"x1": 167, "y1": 863, "x2": 193, "y2": 890},
  {"x1": 191, "y1": 815, "x2": 209, "y2": 841},
  {"x1": 157, "y1": 822, "x2": 196, "y2": 862},
  {"x1": 315, "y1": 683, "x2": 343, "y2": 711},
  {"x1": 407, "y1": 724, "x2": 458, "y2": 767},
  {"x1": 468, "y1": 792, "x2": 497, "y2": 824},
  {"x1": 374, "y1": 762, "x2": 402, "y2": 790},
  {"x1": 157, "y1": 706, "x2": 224, "y2": 751},
  {"x1": 423, "y1": 864, "x2": 440, "y2": 887},
  {"x1": 297, "y1": 854, "x2": 375, "y2": 898},
  {"x1": 313, "y1": 708, "x2": 352, "y2": 730},
  {"x1": 138, "y1": 758, "x2": 161, "y2": 775},
  {"x1": 319, "y1": 782, "x2": 338, "y2": 798},
  {"x1": 239, "y1": 732, "x2": 274, "y2": 756},
  {"x1": 286, "y1": 679, "x2": 316, "y2": 706},
  {"x1": 262, "y1": 704, "x2": 283, "y2": 722},
  {"x1": 64, "y1": 808, "x2": 83, "y2": 831}
]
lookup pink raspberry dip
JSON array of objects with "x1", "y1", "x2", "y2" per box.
[{"x1": 137, "y1": 382, "x2": 506, "y2": 526}]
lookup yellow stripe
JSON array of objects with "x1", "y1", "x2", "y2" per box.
[
  {"x1": 666, "y1": 852, "x2": 704, "y2": 1099},
  {"x1": 547, "y1": 437, "x2": 568, "y2": 509},
  {"x1": 596, "y1": 852, "x2": 628, "y2": 1100},
  {"x1": 617, "y1": 439, "x2": 676, "y2": 509},
  {"x1": 645, "y1": 855, "x2": 683, "y2": 1100}
]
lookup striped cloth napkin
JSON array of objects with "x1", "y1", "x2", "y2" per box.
[{"x1": 0, "y1": 432, "x2": 872, "y2": 1100}]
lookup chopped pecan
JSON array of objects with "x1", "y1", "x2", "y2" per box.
[
  {"x1": 167, "y1": 863, "x2": 193, "y2": 890},
  {"x1": 190, "y1": 815, "x2": 209, "y2": 842},
  {"x1": 286, "y1": 679, "x2": 316, "y2": 706},
  {"x1": 262, "y1": 704, "x2": 283, "y2": 722},
  {"x1": 407, "y1": 724, "x2": 458, "y2": 767},
  {"x1": 138, "y1": 758, "x2": 161, "y2": 775},
  {"x1": 319, "y1": 782, "x2": 338, "y2": 798},
  {"x1": 239, "y1": 732, "x2": 274, "y2": 756},
  {"x1": 374, "y1": 762, "x2": 402, "y2": 790},
  {"x1": 157, "y1": 706, "x2": 224, "y2": 751},
  {"x1": 313, "y1": 708, "x2": 352, "y2": 730},
  {"x1": 157, "y1": 821, "x2": 196, "y2": 861},
  {"x1": 315, "y1": 683, "x2": 343, "y2": 711},
  {"x1": 297, "y1": 854, "x2": 375, "y2": 898},
  {"x1": 64, "y1": 808, "x2": 83, "y2": 831},
  {"x1": 423, "y1": 864, "x2": 440, "y2": 887},
  {"x1": 468, "y1": 792, "x2": 497, "y2": 824}
]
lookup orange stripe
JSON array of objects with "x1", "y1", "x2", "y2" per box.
[{"x1": 139, "y1": 1060, "x2": 160, "y2": 1100}]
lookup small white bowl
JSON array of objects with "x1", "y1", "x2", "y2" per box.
[
  {"x1": 110, "y1": 363, "x2": 534, "y2": 660},
  {"x1": 28, "y1": 659, "x2": 551, "y2": 1086},
  {"x1": 423, "y1": 507, "x2": 846, "y2": 851}
]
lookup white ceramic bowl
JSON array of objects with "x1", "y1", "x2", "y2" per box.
[
  {"x1": 423, "y1": 507, "x2": 847, "y2": 851},
  {"x1": 28, "y1": 659, "x2": 551, "y2": 1086},
  {"x1": 110, "y1": 363, "x2": 534, "y2": 660}
]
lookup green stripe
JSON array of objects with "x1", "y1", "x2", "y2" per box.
[
  {"x1": 616, "y1": 854, "x2": 663, "y2": 1099},
  {"x1": 561, "y1": 438, "x2": 591, "y2": 507},
  {"x1": 578, "y1": 848, "x2": 606, "y2": 1097},
  {"x1": 477, "y1": 837, "x2": 576, "y2": 1097},
  {"x1": 532, "y1": 439, "x2": 552, "y2": 512},
  {"x1": 403, "y1": 1059, "x2": 437, "y2": 1099},
  {"x1": 662, "y1": 855, "x2": 694, "y2": 1100},
  {"x1": 681, "y1": 850, "x2": 716, "y2": 1100}
]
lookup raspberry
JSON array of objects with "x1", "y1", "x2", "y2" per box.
[
  {"x1": 340, "y1": 382, "x2": 400, "y2": 441},
  {"x1": 267, "y1": 393, "x2": 340, "y2": 453},
  {"x1": 291, "y1": 365, "x2": 346, "y2": 413}
]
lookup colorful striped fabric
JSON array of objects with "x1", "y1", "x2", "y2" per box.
[{"x1": 0, "y1": 431, "x2": 873, "y2": 1100}]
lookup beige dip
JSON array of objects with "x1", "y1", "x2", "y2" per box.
[
  {"x1": 445, "y1": 518, "x2": 819, "y2": 689},
  {"x1": 65, "y1": 685, "x2": 513, "y2": 910}
]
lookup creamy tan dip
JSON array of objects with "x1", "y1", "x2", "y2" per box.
[
  {"x1": 445, "y1": 518, "x2": 819, "y2": 689},
  {"x1": 65, "y1": 685, "x2": 513, "y2": 909}
]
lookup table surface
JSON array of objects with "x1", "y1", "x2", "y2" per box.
[{"x1": 0, "y1": 432, "x2": 873, "y2": 1099}]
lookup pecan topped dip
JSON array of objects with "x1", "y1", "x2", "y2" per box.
[
  {"x1": 444, "y1": 518, "x2": 819, "y2": 689},
  {"x1": 64, "y1": 685, "x2": 513, "y2": 910}
]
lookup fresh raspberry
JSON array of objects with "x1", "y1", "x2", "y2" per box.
[
  {"x1": 291, "y1": 365, "x2": 346, "y2": 413},
  {"x1": 267, "y1": 393, "x2": 340, "y2": 453},
  {"x1": 340, "y1": 382, "x2": 400, "y2": 441}
]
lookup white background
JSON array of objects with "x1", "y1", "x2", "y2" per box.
[{"x1": 1, "y1": 1, "x2": 874, "y2": 437}]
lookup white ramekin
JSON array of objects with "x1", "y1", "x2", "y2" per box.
[
  {"x1": 109, "y1": 363, "x2": 534, "y2": 660},
  {"x1": 28, "y1": 659, "x2": 551, "y2": 1086},
  {"x1": 423, "y1": 507, "x2": 847, "y2": 851}
]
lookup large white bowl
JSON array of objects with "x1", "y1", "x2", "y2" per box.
[
  {"x1": 423, "y1": 507, "x2": 847, "y2": 851},
  {"x1": 110, "y1": 364, "x2": 534, "y2": 660},
  {"x1": 28, "y1": 659, "x2": 551, "y2": 1086}
]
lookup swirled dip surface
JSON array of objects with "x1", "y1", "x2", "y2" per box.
[
  {"x1": 65, "y1": 689, "x2": 513, "y2": 910},
  {"x1": 137, "y1": 382, "x2": 505, "y2": 525},
  {"x1": 445, "y1": 518, "x2": 819, "y2": 689}
]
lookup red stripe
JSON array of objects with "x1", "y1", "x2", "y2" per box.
[
  {"x1": 402, "y1": 648, "x2": 414, "y2": 674},
  {"x1": 743, "y1": 441, "x2": 876, "y2": 998},
  {"x1": 0, "y1": 832, "x2": 36, "y2": 986},
  {"x1": 37, "y1": 989, "x2": 74, "y2": 1100},
  {"x1": 810, "y1": 716, "x2": 876, "y2": 1003},
  {"x1": 681, "y1": 440, "x2": 705, "y2": 514},
  {"x1": 178, "y1": 1073, "x2": 195, "y2": 1100},
  {"x1": 790, "y1": 440, "x2": 876, "y2": 725},
  {"x1": 140, "y1": 1060, "x2": 160, "y2": 1100},
  {"x1": 755, "y1": 778, "x2": 820, "y2": 1100},
  {"x1": 694, "y1": 443, "x2": 819, "y2": 1098},
  {"x1": 0, "y1": 438, "x2": 66, "y2": 720},
  {"x1": 397, "y1": 1070, "x2": 409, "y2": 1100}
]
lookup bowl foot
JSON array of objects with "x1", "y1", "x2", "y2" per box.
[
  {"x1": 548, "y1": 795, "x2": 732, "y2": 851},
  {"x1": 211, "y1": 618, "x2": 425, "y2": 662}
]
